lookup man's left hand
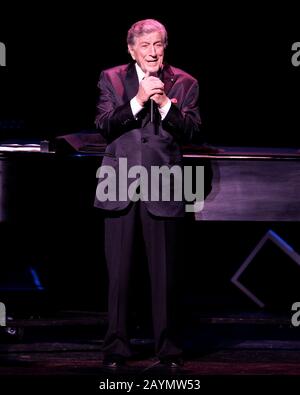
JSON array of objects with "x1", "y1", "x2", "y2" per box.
[{"x1": 151, "y1": 92, "x2": 169, "y2": 108}]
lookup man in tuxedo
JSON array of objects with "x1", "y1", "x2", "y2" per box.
[{"x1": 95, "y1": 19, "x2": 202, "y2": 367}]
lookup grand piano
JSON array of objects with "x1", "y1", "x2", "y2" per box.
[{"x1": 2, "y1": 139, "x2": 300, "y2": 222}]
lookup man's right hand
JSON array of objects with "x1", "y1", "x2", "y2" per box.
[{"x1": 135, "y1": 71, "x2": 165, "y2": 106}]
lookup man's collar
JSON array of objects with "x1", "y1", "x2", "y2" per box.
[
  {"x1": 135, "y1": 63, "x2": 145, "y2": 83},
  {"x1": 134, "y1": 62, "x2": 164, "y2": 82}
]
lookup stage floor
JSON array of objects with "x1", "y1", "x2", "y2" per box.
[{"x1": 1, "y1": 310, "x2": 300, "y2": 378}]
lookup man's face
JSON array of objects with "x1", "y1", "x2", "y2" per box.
[{"x1": 128, "y1": 31, "x2": 165, "y2": 74}]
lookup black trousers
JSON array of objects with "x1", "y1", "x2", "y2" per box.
[{"x1": 102, "y1": 201, "x2": 183, "y2": 358}]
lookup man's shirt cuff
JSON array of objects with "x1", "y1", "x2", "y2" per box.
[
  {"x1": 158, "y1": 99, "x2": 171, "y2": 120},
  {"x1": 130, "y1": 97, "x2": 144, "y2": 118}
]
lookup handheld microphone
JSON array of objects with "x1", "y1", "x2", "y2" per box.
[
  {"x1": 150, "y1": 98, "x2": 155, "y2": 123},
  {"x1": 149, "y1": 71, "x2": 158, "y2": 123}
]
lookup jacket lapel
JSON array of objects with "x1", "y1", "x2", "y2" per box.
[
  {"x1": 161, "y1": 64, "x2": 176, "y2": 96},
  {"x1": 124, "y1": 62, "x2": 139, "y2": 101}
]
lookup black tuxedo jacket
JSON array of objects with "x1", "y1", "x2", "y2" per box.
[{"x1": 94, "y1": 62, "x2": 202, "y2": 217}]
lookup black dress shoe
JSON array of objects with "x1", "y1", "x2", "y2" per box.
[
  {"x1": 159, "y1": 356, "x2": 184, "y2": 368},
  {"x1": 103, "y1": 354, "x2": 126, "y2": 368}
]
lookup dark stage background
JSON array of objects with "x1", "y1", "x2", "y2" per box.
[
  {"x1": 1, "y1": 5, "x2": 299, "y2": 147},
  {"x1": 1, "y1": 5, "x2": 300, "y2": 317}
]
